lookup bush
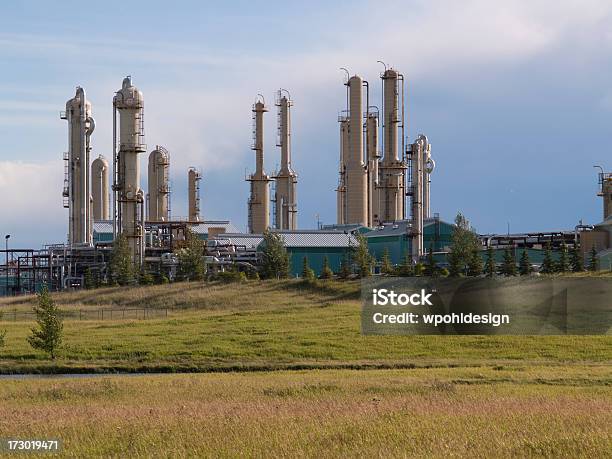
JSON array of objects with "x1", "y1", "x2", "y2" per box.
[
  {"x1": 217, "y1": 270, "x2": 247, "y2": 283},
  {"x1": 0, "y1": 329, "x2": 6, "y2": 347}
]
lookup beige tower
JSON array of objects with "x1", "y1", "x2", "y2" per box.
[
  {"x1": 345, "y1": 75, "x2": 368, "y2": 225},
  {"x1": 273, "y1": 91, "x2": 298, "y2": 230},
  {"x1": 366, "y1": 111, "x2": 380, "y2": 226},
  {"x1": 188, "y1": 167, "x2": 201, "y2": 222},
  {"x1": 247, "y1": 97, "x2": 271, "y2": 233},
  {"x1": 598, "y1": 173, "x2": 612, "y2": 220},
  {"x1": 147, "y1": 146, "x2": 170, "y2": 222},
  {"x1": 62, "y1": 87, "x2": 95, "y2": 245},
  {"x1": 91, "y1": 155, "x2": 109, "y2": 221},
  {"x1": 336, "y1": 118, "x2": 349, "y2": 224},
  {"x1": 378, "y1": 68, "x2": 407, "y2": 223},
  {"x1": 113, "y1": 76, "x2": 145, "y2": 265}
]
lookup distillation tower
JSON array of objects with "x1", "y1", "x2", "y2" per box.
[
  {"x1": 148, "y1": 146, "x2": 170, "y2": 222},
  {"x1": 247, "y1": 96, "x2": 271, "y2": 233},
  {"x1": 188, "y1": 167, "x2": 202, "y2": 222},
  {"x1": 378, "y1": 68, "x2": 406, "y2": 223},
  {"x1": 336, "y1": 118, "x2": 349, "y2": 224},
  {"x1": 344, "y1": 75, "x2": 368, "y2": 225},
  {"x1": 273, "y1": 90, "x2": 298, "y2": 230},
  {"x1": 408, "y1": 134, "x2": 434, "y2": 261},
  {"x1": 62, "y1": 87, "x2": 95, "y2": 245},
  {"x1": 91, "y1": 155, "x2": 109, "y2": 221},
  {"x1": 366, "y1": 109, "x2": 380, "y2": 226},
  {"x1": 112, "y1": 76, "x2": 145, "y2": 265}
]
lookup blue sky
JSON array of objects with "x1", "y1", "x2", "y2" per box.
[{"x1": 1, "y1": 0, "x2": 611, "y2": 248}]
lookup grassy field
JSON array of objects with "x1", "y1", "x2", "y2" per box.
[
  {"x1": 0, "y1": 280, "x2": 610, "y2": 457},
  {"x1": 0, "y1": 367, "x2": 610, "y2": 457},
  {"x1": 0, "y1": 280, "x2": 610, "y2": 373}
]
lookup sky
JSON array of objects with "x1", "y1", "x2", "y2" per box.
[{"x1": 1, "y1": 0, "x2": 612, "y2": 248}]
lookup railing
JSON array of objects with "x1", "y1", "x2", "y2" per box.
[{"x1": 0, "y1": 308, "x2": 169, "y2": 322}]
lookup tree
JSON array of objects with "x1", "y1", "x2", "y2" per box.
[
  {"x1": 338, "y1": 255, "x2": 351, "y2": 280},
  {"x1": 448, "y1": 212, "x2": 481, "y2": 277},
  {"x1": 467, "y1": 248, "x2": 484, "y2": 277},
  {"x1": 540, "y1": 243, "x2": 555, "y2": 274},
  {"x1": 380, "y1": 248, "x2": 394, "y2": 275},
  {"x1": 353, "y1": 233, "x2": 373, "y2": 278},
  {"x1": 519, "y1": 249, "x2": 533, "y2": 276},
  {"x1": 397, "y1": 252, "x2": 414, "y2": 277},
  {"x1": 500, "y1": 247, "x2": 517, "y2": 276},
  {"x1": 589, "y1": 245, "x2": 599, "y2": 272},
  {"x1": 177, "y1": 228, "x2": 206, "y2": 281},
  {"x1": 83, "y1": 267, "x2": 95, "y2": 290},
  {"x1": 483, "y1": 246, "x2": 496, "y2": 277},
  {"x1": 301, "y1": 257, "x2": 315, "y2": 282},
  {"x1": 261, "y1": 230, "x2": 290, "y2": 279},
  {"x1": 108, "y1": 234, "x2": 135, "y2": 286},
  {"x1": 424, "y1": 245, "x2": 437, "y2": 277},
  {"x1": 556, "y1": 242, "x2": 570, "y2": 273},
  {"x1": 320, "y1": 256, "x2": 333, "y2": 280},
  {"x1": 570, "y1": 245, "x2": 584, "y2": 272},
  {"x1": 28, "y1": 286, "x2": 63, "y2": 359}
]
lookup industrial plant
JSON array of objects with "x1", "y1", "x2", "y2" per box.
[{"x1": 1, "y1": 63, "x2": 611, "y2": 296}]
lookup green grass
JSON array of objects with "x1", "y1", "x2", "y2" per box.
[
  {"x1": 0, "y1": 280, "x2": 610, "y2": 373},
  {"x1": 0, "y1": 368, "x2": 610, "y2": 457},
  {"x1": 0, "y1": 280, "x2": 610, "y2": 457}
]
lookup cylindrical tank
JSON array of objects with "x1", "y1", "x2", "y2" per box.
[
  {"x1": 64, "y1": 87, "x2": 94, "y2": 245},
  {"x1": 113, "y1": 76, "x2": 145, "y2": 264},
  {"x1": 188, "y1": 167, "x2": 201, "y2": 222},
  {"x1": 91, "y1": 155, "x2": 109, "y2": 220},
  {"x1": 148, "y1": 146, "x2": 170, "y2": 222},
  {"x1": 247, "y1": 97, "x2": 271, "y2": 233},
  {"x1": 345, "y1": 75, "x2": 367, "y2": 225}
]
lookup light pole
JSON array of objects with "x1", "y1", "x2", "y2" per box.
[{"x1": 4, "y1": 234, "x2": 10, "y2": 296}]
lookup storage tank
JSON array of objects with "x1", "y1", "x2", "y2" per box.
[
  {"x1": 91, "y1": 155, "x2": 109, "y2": 221},
  {"x1": 147, "y1": 146, "x2": 170, "y2": 222},
  {"x1": 113, "y1": 76, "x2": 145, "y2": 265},
  {"x1": 273, "y1": 90, "x2": 298, "y2": 230},
  {"x1": 247, "y1": 96, "x2": 271, "y2": 233},
  {"x1": 378, "y1": 68, "x2": 406, "y2": 223},
  {"x1": 345, "y1": 75, "x2": 368, "y2": 225},
  {"x1": 188, "y1": 167, "x2": 201, "y2": 222},
  {"x1": 63, "y1": 87, "x2": 95, "y2": 245}
]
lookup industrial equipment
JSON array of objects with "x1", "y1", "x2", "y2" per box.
[
  {"x1": 62, "y1": 87, "x2": 95, "y2": 245},
  {"x1": 272, "y1": 90, "x2": 298, "y2": 230},
  {"x1": 148, "y1": 146, "x2": 170, "y2": 222},
  {"x1": 247, "y1": 95, "x2": 271, "y2": 233}
]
